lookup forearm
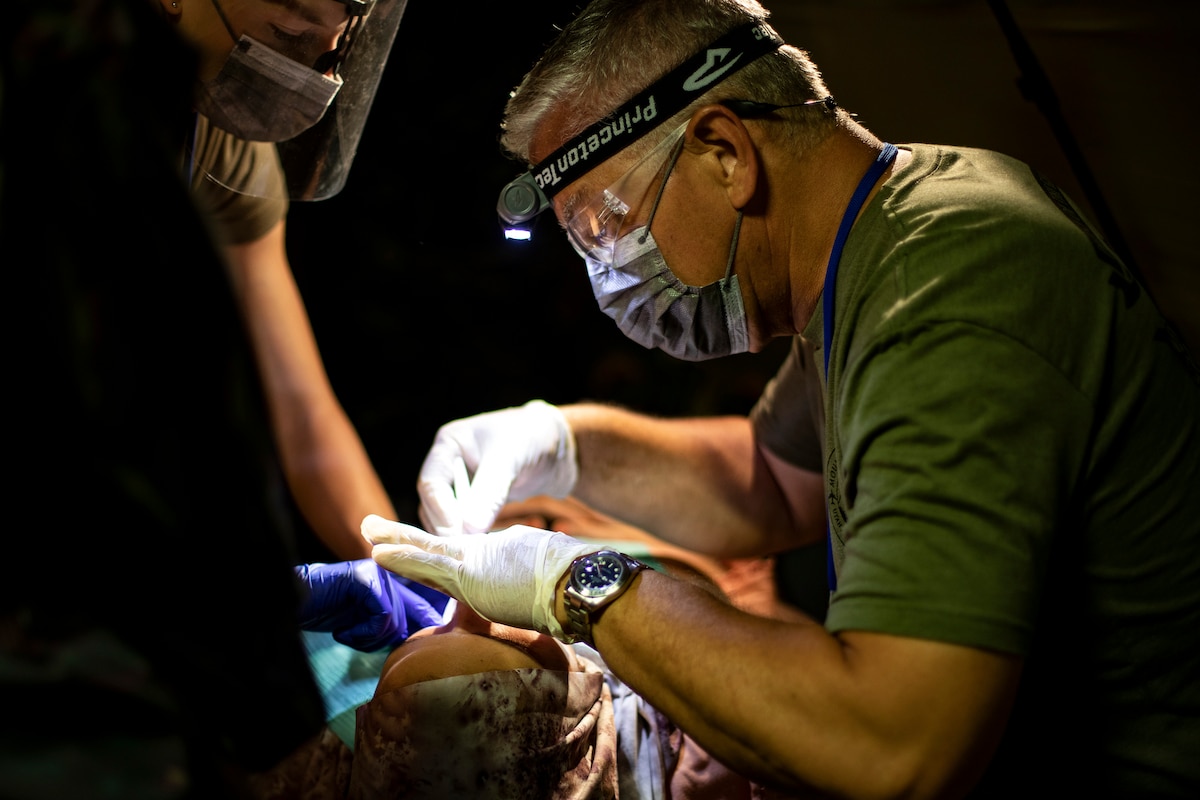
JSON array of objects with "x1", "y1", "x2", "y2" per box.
[
  {"x1": 586, "y1": 570, "x2": 840, "y2": 792},
  {"x1": 575, "y1": 569, "x2": 1018, "y2": 799},
  {"x1": 225, "y1": 226, "x2": 391, "y2": 560},
  {"x1": 363, "y1": 516, "x2": 1016, "y2": 797},
  {"x1": 273, "y1": 404, "x2": 393, "y2": 559},
  {"x1": 250, "y1": 324, "x2": 391, "y2": 558},
  {"x1": 560, "y1": 403, "x2": 798, "y2": 557}
]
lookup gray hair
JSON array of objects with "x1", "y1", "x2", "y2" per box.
[{"x1": 500, "y1": 0, "x2": 840, "y2": 167}]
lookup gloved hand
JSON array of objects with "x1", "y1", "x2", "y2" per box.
[
  {"x1": 416, "y1": 400, "x2": 578, "y2": 537},
  {"x1": 295, "y1": 559, "x2": 451, "y2": 652},
  {"x1": 362, "y1": 514, "x2": 599, "y2": 640}
]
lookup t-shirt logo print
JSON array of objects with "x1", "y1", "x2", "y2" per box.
[
  {"x1": 825, "y1": 451, "x2": 847, "y2": 539},
  {"x1": 682, "y1": 47, "x2": 745, "y2": 91}
]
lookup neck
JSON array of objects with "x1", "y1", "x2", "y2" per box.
[{"x1": 781, "y1": 126, "x2": 894, "y2": 333}]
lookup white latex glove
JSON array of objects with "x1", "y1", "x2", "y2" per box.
[
  {"x1": 416, "y1": 400, "x2": 578, "y2": 537},
  {"x1": 362, "y1": 514, "x2": 598, "y2": 640}
]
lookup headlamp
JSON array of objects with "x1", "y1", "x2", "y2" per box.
[
  {"x1": 496, "y1": 21, "x2": 784, "y2": 242},
  {"x1": 497, "y1": 172, "x2": 549, "y2": 240}
]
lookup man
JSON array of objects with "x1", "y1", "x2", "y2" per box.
[
  {"x1": 163, "y1": 0, "x2": 406, "y2": 561},
  {"x1": 366, "y1": 0, "x2": 1200, "y2": 797}
]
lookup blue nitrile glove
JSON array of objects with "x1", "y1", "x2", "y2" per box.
[{"x1": 295, "y1": 559, "x2": 451, "y2": 652}]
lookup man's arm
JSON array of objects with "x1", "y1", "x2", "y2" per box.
[
  {"x1": 224, "y1": 219, "x2": 392, "y2": 559},
  {"x1": 574, "y1": 569, "x2": 1022, "y2": 799},
  {"x1": 562, "y1": 403, "x2": 825, "y2": 557}
]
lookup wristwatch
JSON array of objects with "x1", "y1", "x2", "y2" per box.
[{"x1": 562, "y1": 550, "x2": 648, "y2": 646}]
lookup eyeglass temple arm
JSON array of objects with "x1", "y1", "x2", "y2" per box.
[{"x1": 720, "y1": 95, "x2": 837, "y2": 118}]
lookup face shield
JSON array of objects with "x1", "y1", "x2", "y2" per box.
[{"x1": 197, "y1": 0, "x2": 409, "y2": 201}]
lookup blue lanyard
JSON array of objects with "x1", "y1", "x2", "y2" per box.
[{"x1": 821, "y1": 143, "x2": 897, "y2": 593}]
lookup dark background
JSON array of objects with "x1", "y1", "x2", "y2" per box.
[{"x1": 286, "y1": 0, "x2": 1200, "y2": 533}]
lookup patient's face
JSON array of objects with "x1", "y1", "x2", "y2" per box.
[
  {"x1": 350, "y1": 604, "x2": 611, "y2": 799},
  {"x1": 377, "y1": 603, "x2": 575, "y2": 693}
]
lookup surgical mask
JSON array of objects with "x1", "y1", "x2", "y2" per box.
[
  {"x1": 195, "y1": 34, "x2": 343, "y2": 142},
  {"x1": 574, "y1": 124, "x2": 749, "y2": 362},
  {"x1": 586, "y1": 213, "x2": 749, "y2": 362}
]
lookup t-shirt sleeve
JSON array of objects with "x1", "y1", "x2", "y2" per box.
[
  {"x1": 825, "y1": 322, "x2": 1092, "y2": 655},
  {"x1": 189, "y1": 116, "x2": 288, "y2": 246},
  {"x1": 750, "y1": 335, "x2": 825, "y2": 473}
]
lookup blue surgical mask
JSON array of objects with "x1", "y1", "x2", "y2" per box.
[{"x1": 585, "y1": 213, "x2": 750, "y2": 362}]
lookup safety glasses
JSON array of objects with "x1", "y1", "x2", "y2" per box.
[{"x1": 563, "y1": 122, "x2": 689, "y2": 265}]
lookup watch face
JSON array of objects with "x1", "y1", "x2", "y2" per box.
[{"x1": 572, "y1": 552, "x2": 629, "y2": 598}]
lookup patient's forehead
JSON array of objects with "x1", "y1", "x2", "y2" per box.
[{"x1": 378, "y1": 624, "x2": 572, "y2": 691}]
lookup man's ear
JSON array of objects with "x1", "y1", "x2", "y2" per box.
[{"x1": 685, "y1": 104, "x2": 759, "y2": 210}]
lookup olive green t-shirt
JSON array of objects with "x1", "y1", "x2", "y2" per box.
[
  {"x1": 752, "y1": 143, "x2": 1200, "y2": 796},
  {"x1": 186, "y1": 114, "x2": 289, "y2": 246}
]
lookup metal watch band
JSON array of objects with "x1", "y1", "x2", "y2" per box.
[{"x1": 564, "y1": 599, "x2": 595, "y2": 646}]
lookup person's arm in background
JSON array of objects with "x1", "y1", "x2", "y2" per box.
[
  {"x1": 561, "y1": 403, "x2": 825, "y2": 558},
  {"x1": 224, "y1": 218, "x2": 391, "y2": 560}
]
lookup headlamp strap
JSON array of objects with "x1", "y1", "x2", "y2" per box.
[{"x1": 529, "y1": 21, "x2": 784, "y2": 202}]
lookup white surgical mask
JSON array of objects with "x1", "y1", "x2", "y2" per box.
[
  {"x1": 195, "y1": 34, "x2": 343, "y2": 142},
  {"x1": 585, "y1": 213, "x2": 750, "y2": 362}
]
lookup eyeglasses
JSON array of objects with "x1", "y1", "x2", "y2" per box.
[
  {"x1": 558, "y1": 97, "x2": 836, "y2": 264},
  {"x1": 563, "y1": 121, "x2": 689, "y2": 265}
]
